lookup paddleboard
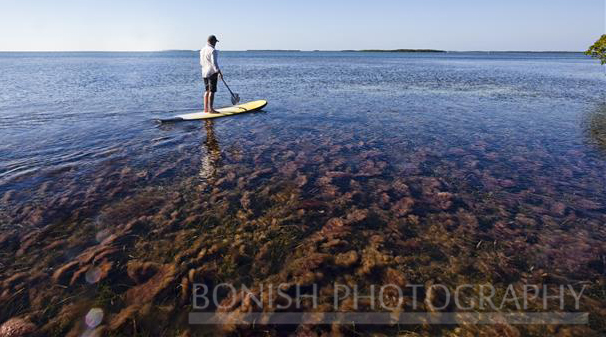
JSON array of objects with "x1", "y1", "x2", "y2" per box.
[{"x1": 159, "y1": 100, "x2": 267, "y2": 122}]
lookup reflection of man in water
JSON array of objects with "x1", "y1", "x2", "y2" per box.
[{"x1": 200, "y1": 120, "x2": 221, "y2": 180}]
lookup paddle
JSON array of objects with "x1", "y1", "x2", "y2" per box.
[{"x1": 220, "y1": 76, "x2": 240, "y2": 106}]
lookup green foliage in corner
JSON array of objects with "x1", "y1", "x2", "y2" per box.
[{"x1": 586, "y1": 34, "x2": 606, "y2": 65}]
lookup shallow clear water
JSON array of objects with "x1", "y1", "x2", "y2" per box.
[
  {"x1": 0, "y1": 51, "x2": 605, "y2": 335},
  {"x1": 1, "y1": 52, "x2": 605, "y2": 219}
]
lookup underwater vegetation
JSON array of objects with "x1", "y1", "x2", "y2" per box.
[{"x1": 0, "y1": 122, "x2": 605, "y2": 336}]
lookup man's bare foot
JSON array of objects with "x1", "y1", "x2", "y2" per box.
[{"x1": 209, "y1": 109, "x2": 220, "y2": 114}]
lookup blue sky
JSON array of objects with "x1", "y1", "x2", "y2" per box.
[{"x1": 0, "y1": 0, "x2": 603, "y2": 51}]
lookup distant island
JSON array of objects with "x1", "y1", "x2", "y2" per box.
[
  {"x1": 246, "y1": 50, "x2": 301, "y2": 52},
  {"x1": 351, "y1": 49, "x2": 446, "y2": 53}
]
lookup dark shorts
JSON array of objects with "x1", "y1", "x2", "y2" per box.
[{"x1": 204, "y1": 73, "x2": 218, "y2": 93}]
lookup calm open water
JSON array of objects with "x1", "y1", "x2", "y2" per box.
[
  {"x1": 0, "y1": 51, "x2": 605, "y2": 335},
  {"x1": 1, "y1": 52, "x2": 605, "y2": 194},
  {"x1": 1, "y1": 52, "x2": 605, "y2": 195}
]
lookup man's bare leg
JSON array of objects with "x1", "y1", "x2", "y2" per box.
[
  {"x1": 204, "y1": 91, "x2": 210, "y2": 113},
  {"x1": 209, "y1": 92, "x2": 218, "y2": 113}
]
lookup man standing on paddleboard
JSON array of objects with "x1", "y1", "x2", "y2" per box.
[{"x1": 201, "y1": 35, "x2": 222, "y2": 113}]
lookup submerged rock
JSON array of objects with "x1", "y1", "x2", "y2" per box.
[{"x1": 0, "y1": 317, "x2": 36, "y2": 337}]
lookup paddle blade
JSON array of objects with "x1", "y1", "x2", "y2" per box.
[{"x1": 231, "y1": 94, "x2": 240, "y2": 105}]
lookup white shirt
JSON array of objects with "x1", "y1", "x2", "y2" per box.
[{"x1": 200, "y1": 43, "x2": 220, "y2": 78}]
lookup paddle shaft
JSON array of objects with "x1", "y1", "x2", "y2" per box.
[{"x1": 221, "y1": 77, "x2": 236, "y2": 98}]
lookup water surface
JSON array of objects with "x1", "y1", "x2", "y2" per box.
[{"x1": 0, "y1": 51, "x2": 605, "y2": 335}]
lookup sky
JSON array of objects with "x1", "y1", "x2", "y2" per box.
[{"x1": 0, "y1": 0, "x2": 604, "y2": 51}]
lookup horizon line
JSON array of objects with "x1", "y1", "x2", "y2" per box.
[{"x1": 0, "y1": 49, "x2": 586, "y2": 53}]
